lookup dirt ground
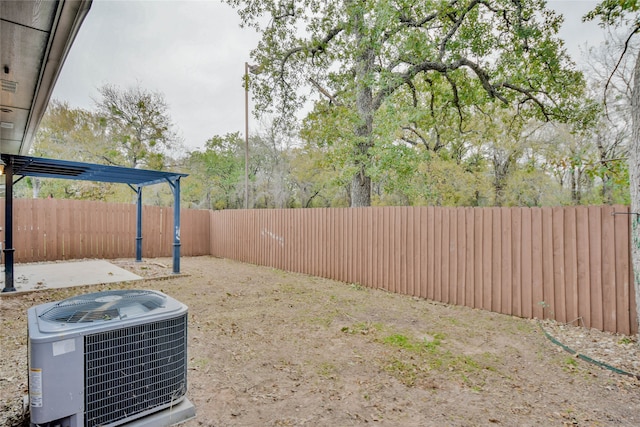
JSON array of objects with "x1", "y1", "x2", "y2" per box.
[{"x1": 2, "y1": 256, "x2": 640, "y2": 426}]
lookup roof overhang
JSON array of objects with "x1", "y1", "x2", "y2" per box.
[{"x1": 1, "y1": 0, "x2": 92, "y2": 155}]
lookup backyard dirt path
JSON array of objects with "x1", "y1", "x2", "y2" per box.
[{"x1": 1, "y1": 256, "x2": 640, "y2": 426}]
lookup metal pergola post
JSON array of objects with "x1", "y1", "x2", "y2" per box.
[
  {"x1": 168, "y1": 177, "x2": 181, "y2": 274},
  {"x1": 2, "y1": 156, "x2": 15, "y2": 292},
  {"x1": 136, "y1": 186, "x2": 143, "y2": 262}
]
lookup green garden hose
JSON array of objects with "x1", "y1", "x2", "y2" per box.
[{"x1": 538, "y1": 322, "x2": 640, "y2": 381}]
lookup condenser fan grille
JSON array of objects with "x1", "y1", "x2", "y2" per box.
[
  {"x1": 84, "y1": 313, "x2": 188, "y2": 427},
  {"x1": 39, "y1": 290, "x2": 166, "y2": 323},
  {"x1": 66, "y1": 309, "x2": 120, "y2": 323}
]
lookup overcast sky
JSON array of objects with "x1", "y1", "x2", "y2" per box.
[{"x1": 51, "y1": 0, "x2": 608, "y2": 152}]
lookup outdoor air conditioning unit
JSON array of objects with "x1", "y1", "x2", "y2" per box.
[{"x1": 27, "y1": 289, "x2": 195, "y2": 427}]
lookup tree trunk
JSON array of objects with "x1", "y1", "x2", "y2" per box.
[
  {"x1": 597, "y1": 135, "x2": 613, "y2": 204},
  {"x1": 492, "y1": 154, "x2": 511, "y2": 207},
  {"x1": 494, "y1": 181, "x2": 504, "y2": 207},
  {"x1": 570, "y1": 168, "x2": 580, "y2": 204},
  {"x1": 32, "y1": 177, "x2": 41, "y2": 199},
  {"x1": 630, "y1": 51, "x2": 640, "y2": 337},
  {"x1": 351, "y1": 171, "x2": 371, "y2": 207},
  {"x1": 350, "y1": 2, "x2": 374, "y2": 208}
]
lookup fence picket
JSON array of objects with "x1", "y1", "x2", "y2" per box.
[
  {"x1": 614, "y1": 205, "x2": 631, "y2": 335},
  {"x1": 589, "y1": 206, "x2": 604, "y2": 331},
  {"x1": 482, "y1": 208, "x2": 493, "y2": 311},
  {"x1": 602, "y1": 205, "x2": 617, "y2": 332},
  {"x1": 564, "y1": 207, "x2": 578, "y2": 325},
  {"x1": 521, "y1": 208, "x2": 532, "y2": 319},
  {"x1": 531, "y1": 208, "x2": 543, "y2": 319}
]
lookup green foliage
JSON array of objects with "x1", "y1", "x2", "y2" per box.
[
  {"x1": 383, "y1": 357, "x2": 422, "y2": 386},
  {"x1": 414, "y1": 155, "x2": 491, "y2": 207},
  {"x1": 503, "y1": 169, "x2": 569, "y2": 207},
  {"x1": 95, "y1": 84, "x2": 182, "y2": 169},
  {"x1": 26, "y1": 5, "x2": 629, "y2": 210},
  {"x1": 586, "y1": 0, "x2": 640, "y2": 338},
  {"x1": 251, "y1": 130, "x2": 296, "y2": 208},
  {"x1": 618, "y1": 336, "x2": 635, "y2": 344},
  {"x1": 183, "y1": 133, "x2": 245, "y2": 209},
  {"x1": 382, "y1": 332, "x2": 444, "y2": 353},
  {"x1": 584, "y1": 0, "x2": 640, "y2": 26},
  {"x1": 563, "y1": 356, "x2": 579, "y2": 372},
  {"x1": 228, "y1": 0, "x2": 586, "y2": 206},
  {"x1": 340, "y1": 322, "x2": 383, "y2": 335},
  {"x1": 28, "y1": 98, "x2": 183, "y2": 205},
  {"x1": 382, "y1": 333, "x2": 413, "y2": 349},
  {"x1": 288, "y1": 143, "x2": 347, "y2": 207},
  {"x1": 27, "y1": 101, "x2": 122, "y2": 200},
  {"x1": 344, "y1": 324, "x2": 500, "y2": 389}
]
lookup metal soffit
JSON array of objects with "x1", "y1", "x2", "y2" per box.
[{"x1": 0, "y1": 1, "x2": 92, "y2": 155}]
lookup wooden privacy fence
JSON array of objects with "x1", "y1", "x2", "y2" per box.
[
  {"x1": 209, "y1": 206, "x2": 637, "y2": 335},
  {"x1": 2, "y1": 199, "x2": 636, "y2": 335},
  {"x1": 0, "y1": 199, "x2": 211, "y2": 262}
]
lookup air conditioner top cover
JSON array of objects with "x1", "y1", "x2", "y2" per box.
[{"x1": 30, "y1": 289, "x2": 186, "y2": 336}]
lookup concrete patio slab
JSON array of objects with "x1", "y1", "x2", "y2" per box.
[{"x1": 0, "y1": 260, "x2": 143, "y2": 294}]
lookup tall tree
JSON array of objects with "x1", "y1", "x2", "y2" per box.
[
  {"x1": 288, "y1": 143, "x2": 345, "y2": 207},
  {"x1": 185, "y1": 133, "x2": 245, "y2": 209},
  {"x1": 586, "y1": 0, "x2": 640, "y2": 337},
  {"x1": 28, "y1": 101, "x2": 118, "y2": 200},
  {"x1": 32, "y1": 100, "x2": 112, "y2": 162},
  {"x1": 583, "y1": 32, "x2": 634, "y2": 203},
  {"x1": 228, "y1": 0, "x2": 585, "y2": 206},
  {"x1": 251, "y1": 126, "x2": 295, "y2": 209},
  {"x1": 95, "y1": 84, "x2": 181, "y2": 169},
  {"x1": 542, "y1": 123, "x2": 598, "y2": 204}
]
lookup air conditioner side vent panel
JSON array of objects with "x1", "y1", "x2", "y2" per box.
[{"x1": 84, "y1": 313, "x2": 188, "y2": 427}]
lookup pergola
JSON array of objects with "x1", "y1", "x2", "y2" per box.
[
  {"x1": 1, "y1": 154, "x2": 188, "y2": 292},
  {"x1": 1, "y1": 1, "x2": 192, "y2": 292}
]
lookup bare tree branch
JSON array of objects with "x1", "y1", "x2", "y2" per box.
[
  {"x1": 443, "y1": 73, "x2": 465, "y2": 133},
  {"x1": 604, "y1": 24, "x2": 640, "y2": 118},
  {"x1": 498, "y1": 82, "x2": 552, "y2": 120},
  {"x1": 406, "y1": 80, "x2": 418, "y2": 108},
  {"x1": 400, "y1": 125, "x2": 431, "y2": 149},
  {"x1": 439, "y1": 0, "x2": 481, "y2": 60},
  {"x1": 310, "y1": 26, "x2": 344, "y2": 65},
  {"x1": 308, "y1": 77, "x2": 341, "y2": 105}
]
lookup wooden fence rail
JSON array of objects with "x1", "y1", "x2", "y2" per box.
[
  {"x1": 209, "y1": 206, "x2": 637, "y2": 335},
  {"x1": 2, "y1": 199, "x2": 636, "y2": 334}
]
